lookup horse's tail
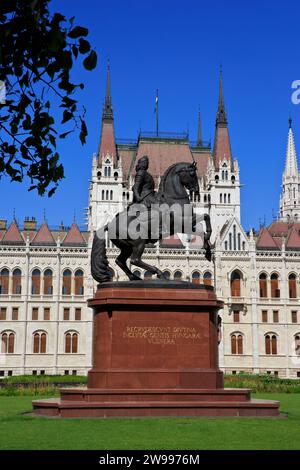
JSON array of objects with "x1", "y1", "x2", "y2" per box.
[{"x1": 91, "y1": 225, "x2": 111, "y2": 283}]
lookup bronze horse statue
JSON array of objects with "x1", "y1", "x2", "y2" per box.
[{"x1": 91, "y1": 160, "x2": 212, "y2": 283}]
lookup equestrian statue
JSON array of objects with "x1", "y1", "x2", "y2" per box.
[{"x1": 91, "y1": 155, "x2": 212, "y2": 283}]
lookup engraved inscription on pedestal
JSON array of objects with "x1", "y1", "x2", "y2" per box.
[{"x1": 122, "y1": 326, "x2": 201, "y2": 345}]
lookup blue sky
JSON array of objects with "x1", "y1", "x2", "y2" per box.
[{"x1": 1, "y1": 0, "x2": 300, "y2": 230}]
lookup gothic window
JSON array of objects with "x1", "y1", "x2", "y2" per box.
[
  {"x1": 224, "y1": 194, "x2": 227, "y2": 204},
  {"x1": 97, "y1": 171, "x2": 101, "y2": 180},
  {"x1": 242, "y1": 241, "x2": 246, "y2": 250},
  {"x1": 106, "y1": 190, "x2": 109, "y2": 200},
  {"x1": 228, "y1": 194, "x2": 231, "y2": 203},
  {"x1": 102, "y1": 190, "x2": 104, "y2": 200},
  {"x1": 265, "y1": 334, "x2": 277, "y2": 355},
  {"x1": 65, "y1": 332, "x2": 78, "y2": 354},
  {"x1": 288, "y1": 273, "x2": 297, "y2": 299},
  {"x1": 295, "y1": 335, "x2": 300, "y2": 356},
  {"x1": 237, "y1": 233, "x2": 241, "y2": 251},
  {"x1": 222, "y1": 171, "x2": 225, "y2": 180},
  {"x1": 293, "y1": 188, "x2": 296, "y2": 199},
  {"x1": 231, "y1": 333, "x2": 243, "y2": 354},
  {"x1": 230, "y1": 270, "x2": 242, "y2": 297},
  {"x1": 225, "y1": 171, "x2": 228, "y2": 180},
  {"x1": 270, "y1": 273, "x2": 280, "y2": 298},
  {"x1": 62, "y1": 269, "x2": 72, "y2": 295},
  {"x1": 225, "y1": 241, "x2": 228, "y2": 251},
  {"x1": 104, "y1": 167, "x2": 107, "y2": 177},
  {"x1": 12, "y1": 268, "x2": 22, "y2": 295},
  {"x1": 163, "y1": 270, "x2": 171, "y2": 280},
  {"x1": 231, "y1": 175, "x2": 235, "y2": 184},
  {"x1": 215, "y1": 175, "x2": 219, "y2": 183},
  {"x1": 110, "y1": 190, "x2": 113, "y2": 200},
  {"x1": 114, "y1": 172, "x2": 118, "y2": 181},
  {"x1": 233, "y1": 225, "x2": 237, "y2": 250},
  {"x1": 174, "y1": 270, "x2": 182, "y2": 280},
  {"x1": 33, "y1": 331, "x2": 47, "y2": 354},
  {"x1": 0, "y1": 268, "x2": 9, "y2": 295},
  {"x1": 43, "y1": 269, "x2": 53, "y2": 295},
  {"x1": 192, "y1": 271, "x2": 200, "y2": 284},
  {"x1": 259, "y1": 273, "x2": 268, "y2": 298},
  {"x1": 31, "y1": 269, "x2": 41, "y2": 295},
  {"x1": 203, "y1": 271, "x2": 212, "y2": 286},
  {"x1": 220, "y1": 194, "x2": 222, "y2": 203},
  {"x1": 74, "y1": 269, "x2": 84, "y2": 296},
  {"x1": 229, "y1": 233, "x2": 232, "y2": 250},
  {"x1": 1, "y1": 331, "x2": 15, "y2": 353}
]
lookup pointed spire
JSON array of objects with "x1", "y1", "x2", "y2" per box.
[
  {"x1": 213, "y1": 68, "x2": 233, "y2": 169},
  {"x1": 197, "y1": 107, "x2": 202, "y2": 146},
  {"x1": 102, "y1": 60, "x2": 113, "y2": 120},
  {"x1": 98, "y1": 60, "x2": 117, "y2": 165},
  {"x1": 284, "y1": 117, "x2": 298, "y2": 177},
  {"x1": 216, "y1": 67, "x2": 227, "y2": 126}
]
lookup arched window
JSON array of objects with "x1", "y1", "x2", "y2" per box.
[
  {"x1": 74, "y1": 269, "x2": 84, "y2": 296},
  {"x1": 225, "y1": 241, "x2": 228, "y2": 251},
  {"x1": 33, "y1": 331, "x2": 47, "y2": 354},
  {"x1": 295, "y1": 335, "x2": 300, "y2": 356},
  {"x1": 65, "y1": 332, "x2": 78, "y2": 354},
  {"x1": 110, "y1": 190, "x2": 113, "y2": 200},
  {"x1": 230, "y1": 270, "x2": 242, "y2": 297},
  {"x1": 163, "y1": 270, "x2": 171, "y2": 280},
  {"x1": 104, "y1": 167, "x2": 108, "y2": 177},
  {"x1": 220, "y1": 194, "x2": 222, "y2": 203},
  {"x1": 114, "y1": 172, "x2": 118, "y2": 181},
  {"x1": 203, "y1": 271, "x2": 212, "y2": 286},
  {"x1": 237, "y1": 233, "x2": 241, "y2": 251},
  {"x1": 31, "y1": 269, "x2": 41, "y2": 295},
  {"x1": 102, "y1": 190, "x2": 105, "y2": 200},
  {"x1": 1, "y1": 331, "x2": 15, "y2": 353},
  {"x1": 231, "y1": 334, "x2": 243, "y2": 354},
  {"x1": 225, "y1": 171, "x2": 228, "y2": 180},
  {"x1": 174, "y1": 270, "x2": 182, "y2": 280},
  {"x1": 259, "y1": 273, "x2": 268, "y2": 298},
  {"x1": 288, "y1": 273, "x2": 297, "y2": 299},
  {"x1": 228, "y1": 194, "x2": 231, "y2": 203},
  {"x1": 107, "y1": 167, "x2": 111, "y2": 178},
  {"x1": 265, "y1": 334, "x2": 277, "y2": 355},
  {"x1": 0, "y1": 268, "x2": 9, "y2": 295},
  {"x1": 229, "y1": 233, "x2": 232, "y2": 250},
  {"x1": 224, "y1": 194, "x2": 227, "y2": 204},
  {"x1": 192, "y1": 271, "x2": 200, "y2": 284},
  {"x1": 242, "y1": 241, "x2": 246, "y2": 250},
  {"x1": 233, "y1": 225, "x2": 237, "y2": 251},
  {"x1": 12, "y1": 268, "x2": 22, "y2": 295},
  {"x1": 270, "y1": 273, "x2": 280, "y2": 298},
  {"x1": 106, "y1": 190, "x2": 109, "y2": 200},
  {"x1": 133, "y1": 270, "x2": 141, "y2": 279},
  {"x1": 97, "y1": 171, "x2": 101, "y2": 180},
  {"x1": 231, "y1": 175, "x2": 235, "y2": 184},
  {"x1": 62, "y1": 269, "x2": 72, "y2": 295},
  {"x1": 222, "y1": 170, "x2": 225, "y2": 180},
  {"x1": 144, "y1": 270, "x2": 153, "y2": 280},
  {"x1": 43, "y1": 269, "x2": 53, "y2": 295},
  {"x1": 215, "y1": 175, "x2": 219, "y2": 183}
]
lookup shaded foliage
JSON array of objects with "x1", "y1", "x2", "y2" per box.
[{"x1": 0, "y1": 0, "x2": 97, "y2": 196}]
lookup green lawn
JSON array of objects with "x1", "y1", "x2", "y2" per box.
[{"x1": 0, "y1": 394, "x2": 300, "y2": 450}]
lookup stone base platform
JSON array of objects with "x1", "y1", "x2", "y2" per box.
[
  {"x1": 32, "y1": 387, "x2": 279, "y2": 418},
  {"x1": 32, "y1": 281, "x2": 280, "y2": 418}
]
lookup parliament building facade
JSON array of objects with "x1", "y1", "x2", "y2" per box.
[{"x1": 1, "y1": 67, "x2": 300, "y2": 378}]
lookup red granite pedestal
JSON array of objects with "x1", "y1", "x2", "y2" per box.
[{"x1": 32, "y1": 281, "x2": 280, "y2": 417}]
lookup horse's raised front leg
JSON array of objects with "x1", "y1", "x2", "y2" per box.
[{"x1": 130, "y1": 240, "x2": 165, "y2": 279}]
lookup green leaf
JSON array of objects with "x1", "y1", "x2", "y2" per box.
[
  {"x1": 62, "y1": 110, "x2": 73, "y2": 124},
  {"x1": 68, "y1": 26, "x2": 89, "y2": 39},
  {"x1": 83, "y1": 50, "x2": 97, "y2": 71},
  {"x1": 79, "y1": 38, "x2": 91, "y2": 54}
]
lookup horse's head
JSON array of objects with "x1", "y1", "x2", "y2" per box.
[{"x1": 177, "y1": 162, "x2": 199, "y2": 197}]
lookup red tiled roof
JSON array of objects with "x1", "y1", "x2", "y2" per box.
[
  {"x1": 268, "y1": 220, "x2": 300, "y2": 236},
  {"x1": 160, "y1": 234, "x2": 184, "y2": 248},
  {"x1": 256, "y1": 227, "x2": 279, "y2": 249},
  {"x1": 213, "y1": 126, "x2": 232, "y2": 169},
  {"x1": 117, "y1": 146, "x2": 136, "y2": 182},
  {"x1": 62, "y1": 223, "x2": 87, "y2": 246},
  {"x1": 99, "y1": 121, "x2": 117, "y2": 164},
  {"x1": 2, "y1": 220, "x2": 24, "y2": 244},
  {"x1": 286, "y1": 228, "x2": 300, "y2": 249},
  {"x1": 31, "y1": 222, "x2": 56, "y2": 245}
]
